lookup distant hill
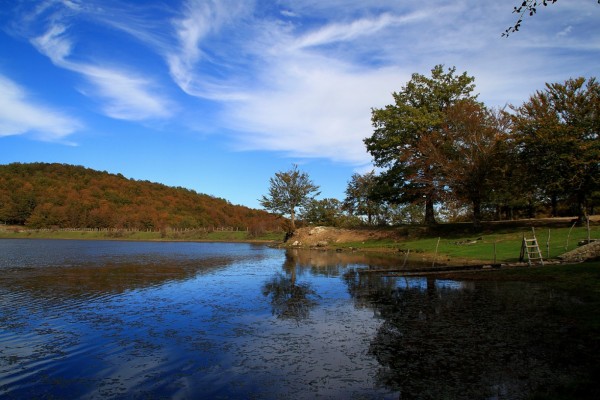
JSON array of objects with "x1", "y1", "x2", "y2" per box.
[{"x1": 0, "y1": 162, "x2": 280, "y2": 230}]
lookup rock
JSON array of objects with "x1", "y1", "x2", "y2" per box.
[
  {"x1": 559, "y1": 241, "x2": 600, "y2": 262},
  {"x1": 316, "y1": 241, "x2": 328, "y2": 247},
  {"x1": 309, "y1": 226, "x2": 327, "y2": 236},
  {"x1": 292, "y1": 240, "x2": 301, "y2": 247}
]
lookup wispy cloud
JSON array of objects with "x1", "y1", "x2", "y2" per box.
[
  {"x1": 76, "y1": 65, "x2": 174, "y2": 121},
  {"x1": 5, "y1": 0, "x2": 599, "y2": 164},
  {"x1": 165, "y1": 0, "x2": 252, "y2": 99},
  {"x1": 0, "y1": 74, "x2": 81, "y2": 140},
  {"x1": 557, "y1": 26, "x2": 573, "y2": 37},
  {"x1": 28, "y1": 10, "x2": 173, "y2": 121},
  {"x1": 292, "y1": 12, "x2": 424, "y2": 50},
  {"x1": 226, "y1": 57, "x2": 407, "y2": 165},
  {"x1": 30, "y1": 23, "x2": 73, "y2": 64}
]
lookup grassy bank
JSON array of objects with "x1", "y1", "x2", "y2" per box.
[
  {"x1": 0, "y1": 226, "x2": 283, "y2": 242},
  {"x1": 2, "y1": 219, "x2": 598, "y2": 264},
  {"x1": 332, "y1": 223, "x2": 599, "y2": 264}
]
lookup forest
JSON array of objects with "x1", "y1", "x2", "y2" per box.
[
  {"x1": 261, "y1": 69, "x2": 599, "y2": 230},
  {"x1": 307, "y1": 69, "x2": 600, "y2": 227},
  {"x1": 0, "y1": 162, "x2": 281, "y2": 231}
]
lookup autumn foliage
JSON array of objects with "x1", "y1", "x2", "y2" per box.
[{"x1": 0, "y1": 163, "x2": 281, "y2": 231}]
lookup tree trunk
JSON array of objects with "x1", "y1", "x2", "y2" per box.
[
  {"x1": 289, "y1": 209, "x2": 296, "y2": 231},
  {"x1": 424, "y1": 196, "x2": 436, "y2": 225},
  {"x1": 550, "y1": 194, "x2": 558, "y2": 217},
  {"x1": 472, "y1": 198, "x2": 482, "y2": 228}
]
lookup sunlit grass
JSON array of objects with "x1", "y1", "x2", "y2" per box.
[
  {"x1": 334, "y1": 225, "x2": 599, "y2": 264},
  {"x1": 1, "y1": 223, "x2": 597, "y2": 264},
  {"x1": 0, "y1": 227, "x2": 283, "y2": 242},
  {"x1": 425, "y1": 226, "x2": 598, "y2": 263}
]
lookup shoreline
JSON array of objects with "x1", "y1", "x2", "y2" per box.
[
  {"x1": 3, "y1": 220, "x2": 598, "y2": 267},
  {"x1": 0, "y1": 233, "x2": 278, "y2": 245}
]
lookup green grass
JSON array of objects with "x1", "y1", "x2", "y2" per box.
[
  {"x1": 396, "y1": 226, "x2": 600, "y2": 263},
  {"x1": 352, "y1": 225, "x2": 599, "y2": 264},
  {"x1": 0, "y1": 227, "x2": 284, "y2": 242},
  {"x1": 2, "y1": 222, "x2": 597, "y2": 264}
]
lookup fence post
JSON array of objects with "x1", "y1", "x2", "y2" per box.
[
  {"x1": 566, "y1": 220, "x2": 576, "y2": 250},
  {"x1": 432, "y1": 237, "x2": 440, "y2": 268},
  {"x1": 547, "y1": 229, "x2": 551, "y2": 259}
]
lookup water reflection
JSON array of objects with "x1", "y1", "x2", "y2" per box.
[
  {"x1": 0, "y1": 241, "x2": 597, "y2": 399},
  {"x1": 262, "y1": 251, "x2": 320, "y2": 322},
  {"x1": 344, "y1": 269, "x2": 593, "y2": 399},
  {"x1": 0, "y1": 240, "x2": 251, "y2": 301},
  {"x1": 285, "y1": 247, "x2": 431, "y2": 276}
]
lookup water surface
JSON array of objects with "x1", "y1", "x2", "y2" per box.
[{"x1": 0, "y1": 240, "x2": 594, "y2": 399}]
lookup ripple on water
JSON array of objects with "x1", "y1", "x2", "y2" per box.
[{"x1": 1, "y1": 240, "x2": 596, "y2": 399}]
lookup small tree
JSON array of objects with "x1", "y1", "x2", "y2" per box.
[
  {"x1": 343, "y1": 171, "x2": 384, "y2": 225},
  {"x1": 302, "y1": 198, "x2": 344, "y2": 227},
  {"x1": 259, "y1": 165, "x2": 320, "y2": 233}
]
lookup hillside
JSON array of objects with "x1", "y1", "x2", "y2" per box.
[{"x1": 0, "y1": 163, "x2": 280, "y2": 231}]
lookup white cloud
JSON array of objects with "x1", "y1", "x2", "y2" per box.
[
  {"x1": 30, "y1": 23, "x2": 73, "y2": 61},
  {"x1": 557, "y1": 25, "x2": 573, "y2": 37},
  {"x1": 30, "y1": 20, "x2": 173, "y2": 121},
  {"x1": 0, "y1": 74, "x2": 81, "y2": 139},
  {"x1": 7, "y1": 0, "x2": 600, "y2": 164},
  {"x1": 226, "y1": 56, "x2": 407, "y2": 165},
  {"x1": 280, "y1": 9, "x2": 298, "y2": 18},
  {"x1": 166, "y1": 0, "x2": 252, "y2": 99},
  {"x1": 218, "y1": 0, "x2": 600, "y2": 167},
  {"x1": 77, "y1": 65, "x2": 173, "y2": 121},
  {"x1": 293, "y1": 13, "x2": 397, "y2": 49},
  {"x1": 154, "y1": 2, "x2": 426, "y2": 165}
]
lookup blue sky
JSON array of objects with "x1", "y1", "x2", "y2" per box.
[{"x1": 1, "y1": 0, "x2": 599, "y2": 209}]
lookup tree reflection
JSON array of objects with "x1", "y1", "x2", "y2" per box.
[
  {"x1": 262, "y1": 250, "x2": 320, "y2": 322},
  {"x1": 345, "y1": 272, "x2": 596, "y2": 399},
  {"x1": 0, "y1": 259, "x2": 229, "y2": 301}
]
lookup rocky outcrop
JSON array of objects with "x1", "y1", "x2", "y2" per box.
[
  {"x1": 285, "y1": 226, "x2": 397, "y2": 248},
  {"x1": 559, "y1": 240, "x2": 600, "y2": 263}
]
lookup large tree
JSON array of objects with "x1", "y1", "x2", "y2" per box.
[
  {"x1": 420, "y1": 100, "x2": 512, "y2": 225},
  {"x1": 364, "y1": 65, "x2": 478, "y2": 224},
  {"x1": 511, "y1": 77, "x2": 600, "y2": 218},
  {"x1": 259, "y1": 164, "x2": 320, "y2": 232}
]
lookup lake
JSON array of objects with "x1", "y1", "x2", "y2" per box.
[{"x1": 0, "y1": 239, "x2": 593, "y2": 399}]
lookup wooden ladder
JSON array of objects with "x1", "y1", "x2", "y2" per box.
[{"x1": 520, "y1": 229, "x2": 544, "y2": 266}]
